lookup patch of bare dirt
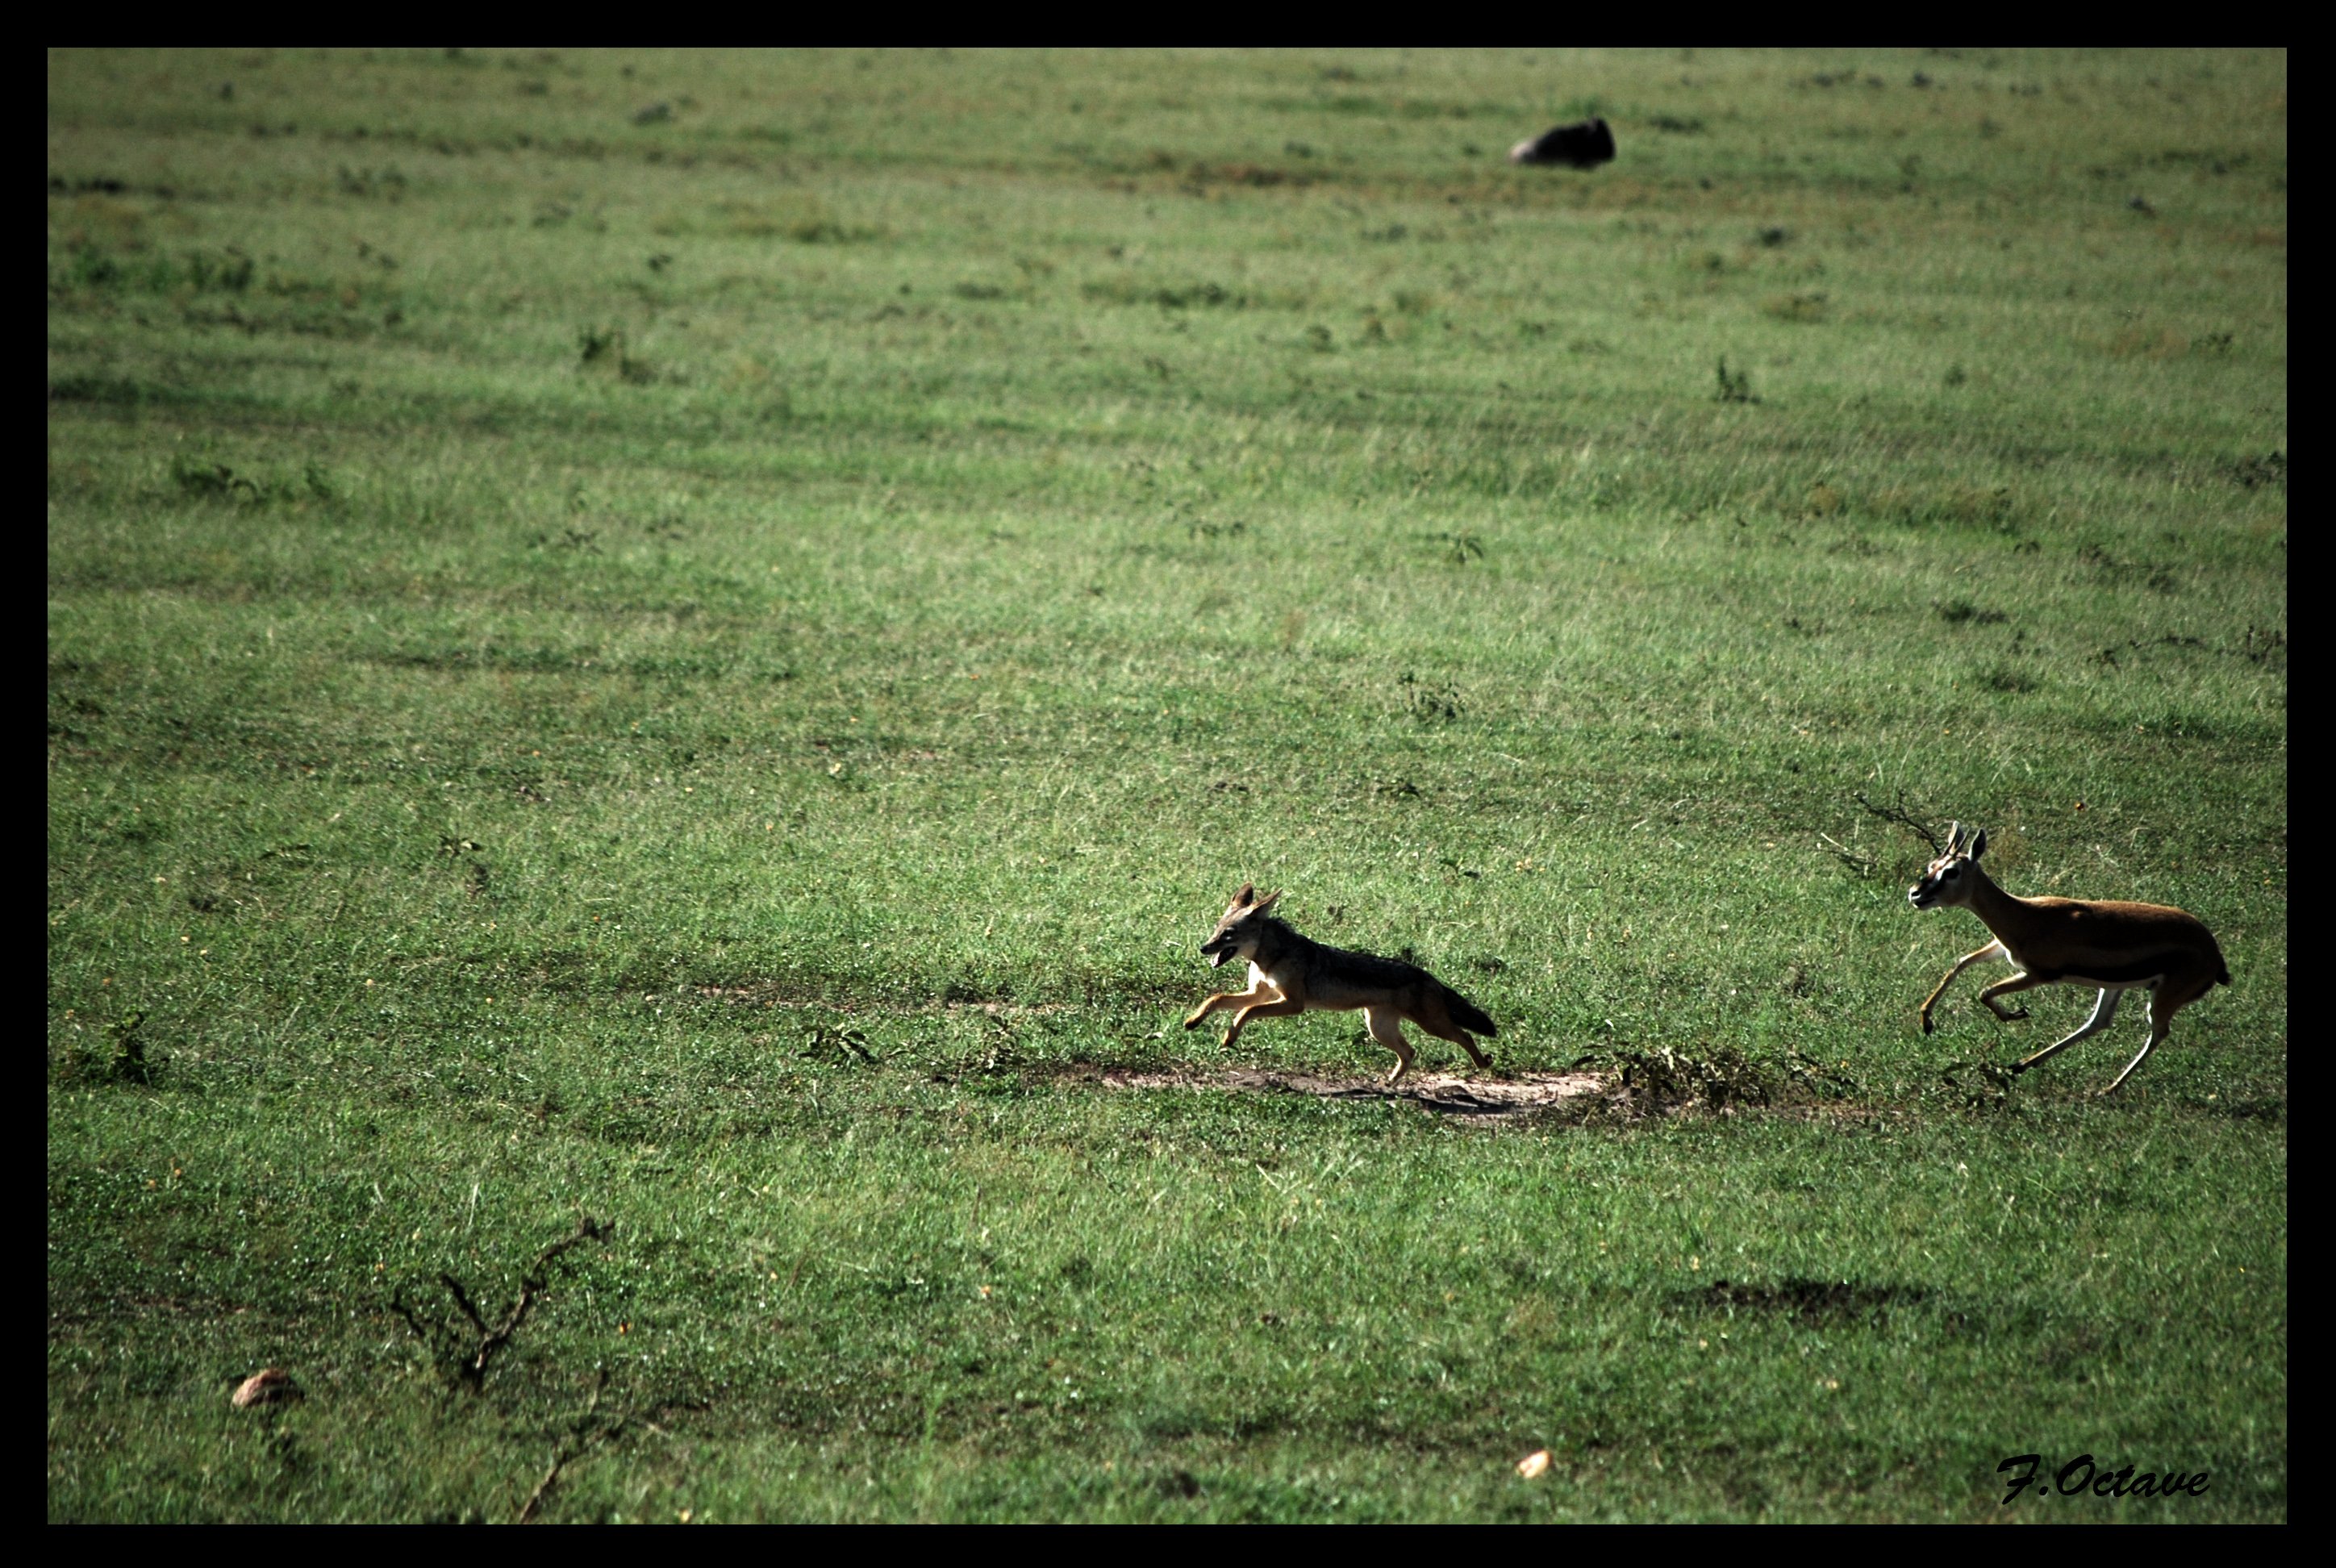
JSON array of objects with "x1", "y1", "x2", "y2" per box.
[{"x1": 1095, "y1": 1066, "x2": 1606, "y2": 1120}]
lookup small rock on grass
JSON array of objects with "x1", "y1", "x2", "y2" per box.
[{"x1": 231, "y1": 1368, "x2": 302, "y2": 1408}]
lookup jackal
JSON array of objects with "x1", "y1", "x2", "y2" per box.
[{"x1": 1184, "y1": 885, "x2": 1498, "y2": 1084}]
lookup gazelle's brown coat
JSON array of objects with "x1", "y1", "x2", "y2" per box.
[{"x1": 1908, "y1": 824, "x2": 2230, "y2": 1094}]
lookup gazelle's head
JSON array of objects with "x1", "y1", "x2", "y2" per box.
[
  {"x1": 1908, "y1": 823, "x2": 1988, "y2": 911},
  {"x1": 1199, "y1": 884, "x2": 1281, "y2": 969}
]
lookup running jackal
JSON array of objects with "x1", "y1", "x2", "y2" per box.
[{"x1": 1184, "y1": 885, "x2": 1498, "y2": 1084}]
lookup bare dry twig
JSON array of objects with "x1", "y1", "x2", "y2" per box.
[
  {"x1": 394, "y1": 1215, "x2": 612, "y2": 1391},
  {"x1": 516, "y1": 1368, "x2": 615, "y2": 1524},
  {"x1": 514, "y1": 1377, "x2": 711, "y2": 1524},
  {"x1": 1853, "y1": 791, "x2": 1944, "y2": 853},
  {"x1": 1817, "y1": 831, "x2": 1879, "y2": 878}
]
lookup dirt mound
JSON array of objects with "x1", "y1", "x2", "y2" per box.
[{"x1": 1095, "y1": 1066, "x2": 1605, "y2": 1120}]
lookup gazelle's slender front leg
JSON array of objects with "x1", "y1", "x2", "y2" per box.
[
  {"x1": 1975, "y1": 970, "x2": 2054, "y2": 1023},
  {"x1": 1186, "y1": 983, "x2": 1278, "y2": 1032},
  {"x1": 2011, "y1": 987, "x2": 2125, "y2": 1075},
  {"x1": 1919, "y1": 940, "x2": 2007, "y2": 1033}
]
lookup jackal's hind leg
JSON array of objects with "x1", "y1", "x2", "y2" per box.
[
  {"x1": 1417, "y1": 1012, "x2": 1492, "y2": 1070},
  {"x1": 1365, "y1": 1007, "x2": 1416, "y2": 1085}
]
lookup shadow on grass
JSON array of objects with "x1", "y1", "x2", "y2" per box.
[{"x1": 1683, "y1": 1276, "x2": 1933, "y2": 1328}]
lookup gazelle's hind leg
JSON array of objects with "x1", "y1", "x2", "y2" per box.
[
  {"x1": 2099, "y1": 971, "x2": 2214, "y2": 1096},
  {"x1": 2013, "y1": 988, "x2": 2125, "y2": 1076},
  {"x1": 2099, "y1": 1023, "x2": 2165, "y2": 1098},
  {"x1": 1364, "y1": 1007, "x2": 1416, "y2": 1085}
]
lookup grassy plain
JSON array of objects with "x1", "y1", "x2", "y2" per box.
[{"x1": 48, "y1": 48, "x2": 2285, "y2": 1521}]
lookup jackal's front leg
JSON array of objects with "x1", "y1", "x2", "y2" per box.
[
  {"x1": 1222, "y1": 995, "x2": 1305, "y2": 1052},
  {"x1": 1185, "y1": 983, "x2": 1279, "y2": 1032}
]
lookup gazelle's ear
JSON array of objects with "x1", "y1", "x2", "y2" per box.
[
  {"x1": 1944, "y1": 821, "x2": 1963, "y2": 856},
  {"x1": 1252, "y1": 888, "x2": 1282, "y2": 914},
  {"x1": 1969, "y1": 828, "x2": 1988, "y2": 861}
]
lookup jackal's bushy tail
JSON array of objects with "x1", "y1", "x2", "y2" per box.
[{"x1": 1441, "y1": 984, "x2": 1498, "y2": 1038}]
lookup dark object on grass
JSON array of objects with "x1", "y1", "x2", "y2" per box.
[{"x1": 1509, "y1": 118, "x2": 1616, "y2": 168}]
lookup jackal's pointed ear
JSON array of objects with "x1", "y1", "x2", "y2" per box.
[
  {"x1": 1228, "y1": 883, "x2": 1257, "y2": 911},
  {"x1": 1968, "y1": 827, "x2": 1988, "y2": 861},
  {"x1": 1252, "y1": 888, "x2": 1282, "y2": 915}
]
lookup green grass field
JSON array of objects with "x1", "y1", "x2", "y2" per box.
[{"x1": 48, "y1": 48, "x2": 2285, "y2": 1522}]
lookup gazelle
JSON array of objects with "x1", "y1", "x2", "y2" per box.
[{"x1": 1908, "y1": 823, "x2": 2230, "y2": 1095}]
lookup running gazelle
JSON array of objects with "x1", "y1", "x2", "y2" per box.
[{"x1": 1908, "y1": 823, "x2": 2230, "y2": 1095}]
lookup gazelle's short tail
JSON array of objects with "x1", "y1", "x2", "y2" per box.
[{"x1": 1441, "y1": 984, "x2": 1499, "y2": 1038}]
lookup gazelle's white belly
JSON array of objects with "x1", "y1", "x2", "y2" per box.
[
  {"x1": 2005, "y1": 949, "x2": 2163, "y2": 991},
  {"x1": 2057, "y1": 973, "x2": 2160, "y2": 991}
]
